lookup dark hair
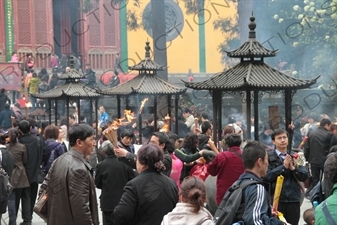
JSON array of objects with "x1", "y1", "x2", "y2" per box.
[
  {"x1": 242, "y1": 141, "x2": 267, "y2": 169},
  {"x1": 27, "y1": 118, "x2": 36, "y2": 128},
  {"x1": 79, "y1": 115, "x2": 85, "y2": 121},
  {"x1": 19, "y1": 120, "x2": 31, "y2": 134},
  {"x1": 182, "y1": 132, "x2": 199, "y2": 153},
  {"x1": 201, "y1": 121, "x2": 212, "y2": 134},
  {"x1": 137, "y1": 144, "x2": 165, "y2": 172},
  {"x1": 0, "y1": 133, "x2": 7, "y2": 145},
  {"x1": 225, "y1": 134, "x2": 242, "y2": 147},
  {"x1": 168, "y1": 133, "x2": 179, "y2": 142},
  {"x1": 227, "y1": 115, "x2": 236, "y2": 124},
  {"x1": 40, "y1": 68, "x2": 47, "y2": 74},
  {"x1": 324, "y1": 153, "x2": 337, "y2": 184},
  {"x1": 68, "y1": 124, "x2": 95, "y2": 147},
  {"x1": 180, "y1": 176, "x2": 206, "y2": 213},
  {"x1": 201, "y1": 112, "x2": 208, "y2": 120},
  {"x1": 121, "y1": 129, "x2": 135, "y2": 139},
  {"x1": 32, "y1": 72, "x2": 37, "y2": 77},
  {"x1": 303, "y1": 208, "x2": 314, "y2": 225},
  {"x1": 271, "y1": 128, "x2": 288, "y2": 141},
  {"x1": 183, "y1": 108, "x2": 190, "y2": 114},
  {"x1": 69, "y1": 115, "x2": 75, "y2": 120},
  {"x1": 4, "y1": 103, "x2": 10, "y2": 109},
  {"x1": 330, "y1": 145, "x2": 337, "y2": 153},
  {"x1": 60, "y1": 117, "x2": 67, "y2": 126},
  {"x1": 101, "y1": 140, "x2": 115, "y2": 156},
  {"x1": 330, "y1": 123, "x2": 336, "y2": 132},
  {"x1": 320, "y1": 118, "x2": 331, "y2": 127},
  {"x1": 8, "y1": 128, "x2": 19, "y2": 144},
  {"x1": 0, "y1": 88, "x2": 5, "y2": 93},
  {"x1": 152, "y1": 132, "x2": 172, "y2": 153},
  {"x1": 44, "y1": 125, "x2": 59, "y2": 140}
]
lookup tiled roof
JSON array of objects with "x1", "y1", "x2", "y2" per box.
[
  {"x1": 183, "y1": 62, "x2": 319, "y2": 90},
  {"x1": 58, "y1": 69, "x2": 84, "y2": 80},
  {"x1": 99, "y1": 73, "x2": 187, "y2": 95},
  {"x1": 33, "y1": 82, "x2": 100, "y2": 99},
  {"x1": 128, "y1": 41, "x2": 165, "y2": 71},
  {"x1": 225, "y1": 16, "x2": 276, "y2": 58}
]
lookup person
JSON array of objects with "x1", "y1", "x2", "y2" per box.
[
  {"x1": 69, "y1": 115, "x2": 77, "y2": 127},
  {"x1": 197, "y1": 121, "x2": 219, "y2": 153},
  {"x1": 6, "y1": 128, "x2": 29, "y2": 225},
  {"x1": 109, "y1": 70, "x2": 120, "y2": 88},
  {"x1": 314, "y1": 152, "x2": 337, "y2": 224},
  {"x1": 50, "y1": 54, "x2": 59, "y2": 68},
  {"x1": 17, "y1": 120, "x2": 44, "y2": 225},
  {"x1": 37, "y1": 76, "x2": 49, "y2": 110},
  {"x1": 95, "y1": 141, "x2": 136, "y2": 225},
  {"x1": 236, "y1": 141, "x2": 288, "y2": 225},
  {"x1": 11, "y1": 103, "x2": 23, "y2": 121},
  {"x1": 0, "y1": 88, "x2": 11, "y2": 113},
  {"x1": 168, "y1": 133, "x2": 183, "y2": 188},
  {"x1": 48, "y1": 69, "x2": 59, "y2": 90},
  {"x1": 38, "y1": 123, "x2": 99, "y2": 225},
  {"x1": 117, "y1": 129, "x2": 135, "y2": 154},
  {"x1": 27, "y1": 72, "x2": 40, "y2": 110},
  {"x1": 259, "y1": 123, "x2": 273, "y2": 148},
  {"x1": 304, "y1": 119, "x2": 333, "y2": 189},
  {"x1": 114, "y1": 52, "x2": 123, "y2": 74},
  {"x1": 11, "y1": 52, "x2": 19, "y2": 62},
  {"x1": 208, "y1": 134, "x2": 245, "y2": 205},
  {"x1": 0, "y1": 103, "x2": 16, "y2": 131},
  {"x1": 170, "y1": 115, "x2": 189, "y2": 138},
  {"x1": 301, "y1": 114, "x2": 317, "y2": 137},
  {"x1": 161, "y1": 176, "x2": 213, "y2": 225},
  {"x1": 322, "y1": 146, "x2": 337, "y2": 199},
  {"x1": 264, "y1": 129, "x2": 309, "y2": 225},
  {"x1": 57, "y1": 126, "x2": 69, "y2": 152},
  {"x1": 113, "y1": 144, "x2": 178, "y2": 225},
  {"x1": 303, "y1": 208, "x2": 315, "y2": 225},
  {"x1": 329, "y1": 123, "x2": 337, "y2": 149},
  {"x1": 25, "y1": 54, "x2": 34, "y2": 72},
  {"x1": 0, "y1": 133, "x2": 14, "y2": 225},
  {"x1": 183, "y1": 108, "x2": 195, "y2": 131},
  {"x1": 37, "y1": 68, "x2": 49, "y2": 80},
  {"x1": 99, "y1": 106, "x2": 110, "y2": 127},
  {"x1": 84, "y1": 63, "x2": 96, "y2": 88},
  {"x1": 42, "y1": 125, "x2": 65, "y2": 174}
]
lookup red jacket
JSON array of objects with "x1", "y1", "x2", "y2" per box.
[{"x1": 207, "y1": 146, "x2": 245, "y2": 205}]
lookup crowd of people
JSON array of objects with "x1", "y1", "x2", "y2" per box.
[{"x1": 1, "y1": 88, "x2": 337, "y2": 225}]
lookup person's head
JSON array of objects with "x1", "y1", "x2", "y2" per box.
[
  {"x1": 307, "y1": 114, "x2": 316, "y2": 124},
  {"x1": 12, "y1": 52, "x2": 17, "y2": 56},
  {"x1": 271, "y1": 129, "x2": 288, "y2": 151},
  {"x1": 69, "y1": 115, "x2": 76, "y2": 126},
  {"x1": 85, "y1": 63, "x2": 91, "y2": 70},
  {"x1": 136, "y1": 144, "x2": 166, "y2": 173},
  {"x1": 222, "y1": 125, "x2": 235, "y2": 136},
  {"x1": 330, "y1": 145, "x2": 337, "y2": 153},
  {"x1": 201, "y1": 112, "x2": 208, "y2": 122},
  {"x1": 0, "y1": 88, "x2": 5, "y2": 94},
  {"x1": 242, "y1": 141, "x2": 269, "y2": 178},
  {"x1": 168, "y1": 133, "x2": 181, "y2": 150},
  {"x1": 68, "y1": 124, "x2": 96, "y2": 157},
  {"x1": 43, "y1": 125, "x2": 59, "y2": 140},
  {"x1": 201, "y1": 121, "x2": 212, "y2": 135},
  {"x1": 227, "y1": 115, "x2": 236, "y2": 124},
  {"x1": 224, "y1": 133, "x2": 242, "y2": 148},
  {"x1": 40, "y1": 68, "x2": 47, "y2": 74},
  {"x1": 320, "y1": 118, "x2": 331, "y2": 131},
  {"x1": 182, "y1": 132, "x2": 199, "y2": 151},
  {"x1": 303, "y1": 208, "x2": 315, "y2": 225},
  {"x1": 182, "y1": 108, "x2": 191, "y2": 118},
  {"x1": 180, "y1": 176, "x2": 206, "y2": 213},
  {"x1": 79, "y1": 115, "x2": 86, "y2": 122},
  {"x1": 120, "y1": 129, "x2": 134, "y2": 146},
  {"x1": 59, "y1": 125, "x2": 67, "y2": 140},
  {"x1": 324, "y1": 153, "x2": 337, "y2": 184},
  {"x1": 101, "y1": 140, "x2": 115, "y2": 156},
  {"x1": 28, "y1": 118, "x2": 36, "y2": 128},
  {"x1": 0, "y1": 133, "x2": 7, "y2": 145},
  {"x1": 8, "y1": 128, "x2": 19, "y2": 144},
  {"x1": 19, "y1": 120, "x2": 31, "y2": 135},
  {"x1": 150, "y1": 132, "x2": 170, "y2": 151},
  {"x1": 32, "y1": 72, "x2": 37, "y2": 77},
  {"x1": 65, "y1": 67, "x2": 70, "y2": 73},
  {"x1": 99, "y1": 106, "x2": 105, "y2": 113},
  {"x1": 4, "y1": 103, "x2": 10, "y2": 110}
]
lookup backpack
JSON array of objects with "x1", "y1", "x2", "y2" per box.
[
  {"x1": 213, "y1": 179, "x2": 259, "y2": 225},
  {"x1": 0, "y1": 150, "x2": 13, "y2": 201}
]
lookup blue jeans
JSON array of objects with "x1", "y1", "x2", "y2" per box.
[
  {"x1": 29, "y1": 94, "x2": 37, "y2": 110},
  {"x1": 8, "y1": 191, "x2": 16, "y2": 225}
]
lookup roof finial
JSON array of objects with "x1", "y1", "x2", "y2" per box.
[
  {"x1": 69, "y1": 55, "x2": 75, "y2": 69},
  {"x1": 248, "y1": 12, "x2": 256, "y2": 39},
  {"x1": 145, "y1": 41, "x2": 151, "y2": 58}
]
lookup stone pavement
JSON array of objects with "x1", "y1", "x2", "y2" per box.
[{"x1": 1, "y1": 189, "x2": 312, "y2": 225}]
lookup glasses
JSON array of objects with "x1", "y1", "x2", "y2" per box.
[{"x1": 275, "y1": 136, "x2": 288, "y2": 140}]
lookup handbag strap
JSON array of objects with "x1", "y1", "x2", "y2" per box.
[
  {"x1": 197, "y1": 217, "x2": 211, "y2": 225},
  {"x1": 322, "y1": 201, "x2": 337, "y2": 225}
]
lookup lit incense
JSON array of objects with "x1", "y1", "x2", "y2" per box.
[{"x1": 272, "y1": 175, "x2": 284, "y2": 212}]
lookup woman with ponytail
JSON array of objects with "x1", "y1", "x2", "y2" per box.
[
  {"x1": 113, "y1": 144, "x2": 179, "y2": 225},
  {"x1": 162, "y1": 176, "x2": 213, "y2": 225},
  {"x1": 6, "y1": 128, "x2": 29, "y2": 225}
]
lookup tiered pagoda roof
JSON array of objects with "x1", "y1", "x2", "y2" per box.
[
  {"x1": 100, "y1": 42, "x2": 186, "y2": 95},
  {"x1": 184, "y1": 16, "x2": 319, "y2": 91},
  {"x1": 33, "y1": 57, "x2": 100, "y2": 99}
]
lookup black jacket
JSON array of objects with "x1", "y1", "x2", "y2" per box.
[
  {"x1": 19, "y1": 134, "x2": 44, "y2": 183},
  {"x1": 0, "y1": 93, "x2": 11, "y2": 112},
  {"x1": 0, "y1": 146, "x2": 14, "y2": 177},
  {"x1": 113, "y1": 169, "x2": 178, "y2": 225},
  {"x1": 95, "y1": 155, "x2": 136, "y2": 212},
  {"x1": 304, "y1": 126, "x2": 333, "y2": 165},
  {"x1": 264, "y1": 149, "x2": 308, "y2": 203}
]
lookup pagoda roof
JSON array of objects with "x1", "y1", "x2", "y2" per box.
[
  {"x1": 183, "y1": 61, "x2": 319, "y2": 91},
  {"x1": 128, "y1": 41, "x2": 165, "y2": 71},
  {"x1": 225, "y1": 16, "x2": 277, "y2": 58},
  {"x1": 33, "y1": 82, "x2": 100, "y2": 99},
  {"x1": 99, "y1": 73, "x2": 187, "y2": 95},
  {"x1": 58, "y1": 68, "x2": 84, "y2": 80}
]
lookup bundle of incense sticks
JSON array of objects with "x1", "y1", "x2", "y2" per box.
[{"x1": 103, "y1": 127, "x2": 118, "y2": 147}]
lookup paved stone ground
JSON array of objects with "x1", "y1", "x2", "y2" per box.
[{"x1": 1, "y1": 188, "x2": 312, "y2": 225}]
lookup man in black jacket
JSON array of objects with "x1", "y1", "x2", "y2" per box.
[
  {"x1": 304, "y1": 119, "x2": 333, "y2": 189},
  {"x1": 17, "y1": 120, "x2": 44, "y2": 225},
  {"x1": 0, "y1": 88, "x2": 11, "y2": 113},
  {"x1": 264, "y1": 129, "x2": 308, "y2": 225}
]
